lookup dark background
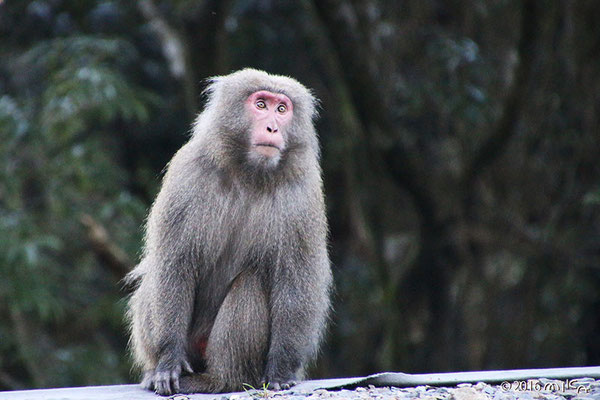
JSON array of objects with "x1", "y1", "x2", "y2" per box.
[{"x1": 1, "y1": 0, "x2": 599, "y2": 390}]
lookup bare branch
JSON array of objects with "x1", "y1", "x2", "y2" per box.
[
  {"x1": 462, "y1": 0, "x2": 541, "y2": 186},
  {"x1": 137, "y1": 0, "x2": 197, "y2": 115},
  {"x1": 310, "y1": 0, "x2": 435, "y2": 224},
  {"x1": 302, "y1": 1, "x2": 379, "y2": 267},
  {"x1": 0, "y1": 370, "x2": 25, "y2": 390},
  {"x1": 80, "y1": 214, "x2": 132, "y2": 279},
  {"x1": 312, "y1": 0, "x2": 393, "y2": 131},
  {"x1": 9, "y1": 308, "x2": 48, "y2": 388}
]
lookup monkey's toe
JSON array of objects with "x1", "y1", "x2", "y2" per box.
[
  {"x1": 262, "y1": 379, "x2": 297, "y2": 391},
  {"x1": 281, "y1": 381, "x2": 297, "y2": 390},
  {"x1": 140, "y1": 371, "x2": 154, "y2": 391}
]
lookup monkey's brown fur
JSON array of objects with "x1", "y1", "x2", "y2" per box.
[{"x1": 126, "y1": 69, "x2": 332, "y2": 395}]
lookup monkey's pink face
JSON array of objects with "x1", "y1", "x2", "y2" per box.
[{"x1": 245, "y1": 90, "x2": 293, "y2": 161}]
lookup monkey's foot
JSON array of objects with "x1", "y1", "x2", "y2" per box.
[{"x1": 149, "y1": 358, "x2": 194, "y2": 395}]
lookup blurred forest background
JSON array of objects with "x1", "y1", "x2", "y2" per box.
[{"x1": 1, "y1": 0, "x2": 599, "y2": 391}]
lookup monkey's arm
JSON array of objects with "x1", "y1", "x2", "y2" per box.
[
  {"x1": 148, "y1": 252, "x2": 195, "y2": 395},
  {"x1": 140, "y1": 167, "x2": 201, "y2": 395}
]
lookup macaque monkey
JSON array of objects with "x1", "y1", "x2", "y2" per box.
[{"x1": 126, "y1": 69, "x2": 332, "y2": 395}]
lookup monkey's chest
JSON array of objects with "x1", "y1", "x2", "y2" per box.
[
  {"x1": 206, "y1": 193, "x2": 282, "y2": 254},
  {"x1": 190, "y1": 209, "x2": 281, "y2": 335}
]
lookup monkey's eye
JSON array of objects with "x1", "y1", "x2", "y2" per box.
[
  {"x1": 276, "y1": 104, "x2": 287, "y2": 113},
  {"x1": 256, "y1": 100, "x2": 267, "y2": 109}
]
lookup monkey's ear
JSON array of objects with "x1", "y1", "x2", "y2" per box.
[
  {"x1": 201, "y1": 77, "x2": 221, "y2": 103},
  {"x1": 308, "y1": 91, "x2": 321, "y2": 121}
]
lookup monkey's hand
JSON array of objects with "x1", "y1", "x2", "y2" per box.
[{"x1": 152, "y1": 355, "x2": 193, "y2": 395}]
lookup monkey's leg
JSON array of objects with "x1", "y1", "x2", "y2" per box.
[
  {"x1": 179, "y1": 271, "x2": 269, "y2": 393},
  {"x1": 262, "y1": 254, "x2": 331, "y2": 390}
]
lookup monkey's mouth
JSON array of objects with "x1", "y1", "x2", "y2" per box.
[
  {"x1": 254, "y1": 143, "x2": 281, "y2": 157},
  {"x1": 255, "y1": 143, "x2": 280, "y2": 149}
]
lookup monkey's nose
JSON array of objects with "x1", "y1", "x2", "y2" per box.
[{"x1": 266, "y1": 126, "x2": 278, "y2": 133}]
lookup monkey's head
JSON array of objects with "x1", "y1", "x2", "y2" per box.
[{"x1": 195, "y1": 69, "x2": 319, "y2": 175}]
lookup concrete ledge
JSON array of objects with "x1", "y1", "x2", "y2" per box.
[{"x1": 2, "y1": 366, "x2": 600, "y2": 400}]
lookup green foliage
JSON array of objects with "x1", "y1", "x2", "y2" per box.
[
  {"x1": 16, "y1": 37, "x2": 158, "y2": 140},
  {"x1": 0, "y1": 7, "x2": 158, "y2": 388},
  {"x1": 242, "y1": 382, "x2": 272, "y2": 399},
  {"x1": 0, "y1": 219, "x2": 64, "y2": 321}
]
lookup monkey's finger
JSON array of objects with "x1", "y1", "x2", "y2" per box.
[
  {"x1": 171, "y1": 372, "x2": 180, "y2": 394},
  {"x1": 154, "y1": 372, "x2": 173, "y2": 395},
  {"x1": 154, "y1": 381, "x2": 171, "y2": 396},
  {"x1": 182, "y1": 359, "x2": 193, "y2": 374}
]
